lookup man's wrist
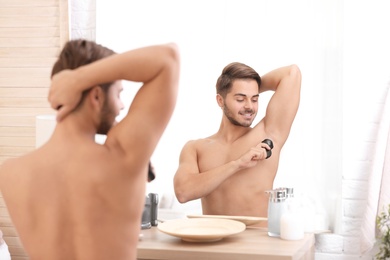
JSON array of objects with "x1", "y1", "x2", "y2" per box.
[
  {"x1": 76, "y1": 66, "x2": 95, "y2": 92},
  {"x1": 232, "y1": 159, "x2": 244, "y2": 171}
]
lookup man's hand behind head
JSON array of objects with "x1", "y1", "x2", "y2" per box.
[{"x1": 49, "y1": 69, "x2": 84, "y2": 122}]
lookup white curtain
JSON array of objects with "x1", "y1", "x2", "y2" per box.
[{"x1": 361, "y1": 83, "x2": 390, "y2": 253}]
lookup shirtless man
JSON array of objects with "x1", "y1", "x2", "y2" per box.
[
  {"x1": 174, "y1": 62, "x2": 300, "y2": 220},
  {"x1": 0, "y1": 40, "x2": 180, "y2": 260}
]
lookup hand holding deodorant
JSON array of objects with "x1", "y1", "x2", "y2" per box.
[{"x1": 262, "y1": 139, "x2": 274, "y2": 159}]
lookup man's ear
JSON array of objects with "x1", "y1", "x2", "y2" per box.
[
  {"x1": 216, "y1": 94, "x2": 224, "y2": 108},
  {"x1": 88, "y1": 86, "x2": 105, "y2": 110}
]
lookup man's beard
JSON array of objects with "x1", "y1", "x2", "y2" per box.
[
  {"x1": 223, "y1": 104, "x2": 254, "y2": 127},
  {"x1": 97, "y1": 101, "x2": 115, "y2": 135}
]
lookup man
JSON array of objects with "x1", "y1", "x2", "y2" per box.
[
  {"x1": 0, "y1": 39, "x2": 180, "y2": 260},
  {"x1": 174, "y1": 62, "x2": 300, "y2": 221}
]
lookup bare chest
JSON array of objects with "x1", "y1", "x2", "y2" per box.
[
  {"x1": 196, "y1": 137, "x2": 260, "y2": 172},
  {"x1": 196, "y1": 137, "x2": 279, "y2": 216}
]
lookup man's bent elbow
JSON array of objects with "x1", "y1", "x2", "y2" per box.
[
  {"x1": 164, "y1": 43, "x2": 180, "y2": 70},
  {"x1": 164, "y1": 43, "x2": 180, "y2": 92},
  {"x1": 174, "y1": 189, "x2": 190, "y2": 204},
  {"x1": 166, "y1": 43, "x2": 179, "y2": 58},
  {"x1": 289, "y1": 64, "x2": 301, "y2": 79},
  {"x1": 173, "y1": 183, "x2": 194, "y2": 204}
]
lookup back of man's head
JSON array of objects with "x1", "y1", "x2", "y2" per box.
[
  {"x1": 51, "y1": 39, "x2": 115, "y2": 76},
  {"x1": 51, "y1": 39, "x2": 116, "y2": 92},
  {"x1": 50, "y1": 39, "x2": 116, "y2": 109}
]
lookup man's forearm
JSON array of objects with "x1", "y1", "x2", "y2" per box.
[
  {"x1": 260, "y1": 65, "x2": 296, "y2": 93},
  {"x1": 174, "y1": 160, "x2": 241, "y2": 203},
  {"x1": 75, "y1": 43, "x2": 179, "y2": 89}
]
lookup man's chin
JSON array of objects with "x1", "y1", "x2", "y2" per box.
[
  {"x1": 241, "y1": 119, "x2": 254, "y2": 127},
  {"x1": 233, "y1": 122, "x2": 252, "y2": 128}
]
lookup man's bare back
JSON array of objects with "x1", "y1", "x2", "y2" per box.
[
  {"x1": 1, "y1": 141, "x2": 145, "y2": 260},
  {"x1": 174, "y1": 63, "x2": 301, "y2": 221},
  {"x1": 0, "y1": 40, "x2": 180, "y2": 260}
]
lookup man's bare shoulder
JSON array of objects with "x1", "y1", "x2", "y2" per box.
[
  {"x1": 0, "y1": 151, "x2": 40, "y2": 181},
  {"x1": 0, "y1": 157, "x2": 22, "y2": 189},
  {"x1": 183, "y1": 135, "x2": 217, "y2": 148},
  {"x1": 0, "y1": 157, "x2": 21, "y2": 173}
]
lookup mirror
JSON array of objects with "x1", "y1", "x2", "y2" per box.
[
  {"x1": 93, "y1": 0, "x2": 343, "y2": 231},
  {"x1": 89, "y1": 0, "x2": 390, "y2": 233}
]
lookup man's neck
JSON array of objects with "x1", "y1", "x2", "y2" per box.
[
  {"x1": 51, "y1": 113, "x2": 97, "y2": 143},
  {"x1": 217, "y1": 120, "x2": 251, "y2": 143}
]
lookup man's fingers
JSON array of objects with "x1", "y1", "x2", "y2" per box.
[
  {"x1": 261, "y1": 139, "x2": 274, "y2": 149},
  {"x1": 261, "y1": 139, "x2": 273, "y2": 159},
  {"x1": 251, "y1": 148, "x2": 267, "y2": 161},
  {"x1": 256, "y1": 142, "x2": 271, "y2": 151},
  {"x1": 253, "y1": 141, "x2": 273, "y2": 160},
  {"x1": 265, "y1": 149, "x2": 272, "y2": 159},
  {"x1": 56, "y1": 106, "x2": 71, "y2": 122},
  {"x1": 48, "y1": 98, "x2": 58, "y2": 110}
]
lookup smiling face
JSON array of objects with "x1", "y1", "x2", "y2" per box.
[
  {"x1": 97, "y1": 80, "x2": 125, "y2": 134},
  {"x1": 220, "y1": 79, "x2": 259, "y2": 127}
]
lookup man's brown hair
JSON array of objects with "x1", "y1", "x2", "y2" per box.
[
  {"x1": 51, "y1": 39, "x2": 116, "y2": 94},
  {"x1": 216, "y1": 62, "x2": 261, "y2": 98}
]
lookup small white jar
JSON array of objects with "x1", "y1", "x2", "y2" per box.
[{"x1": 280, "y1": 201, "x2": 304, "y2": 240}]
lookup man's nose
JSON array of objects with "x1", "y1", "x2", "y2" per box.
[{"x1": 244, "y1": 100, "x2": 253, "y2": 109}]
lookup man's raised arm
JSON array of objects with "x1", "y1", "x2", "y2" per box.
[{"x1": 260, "y1": 65, "x2": 301, "y2": 146}]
